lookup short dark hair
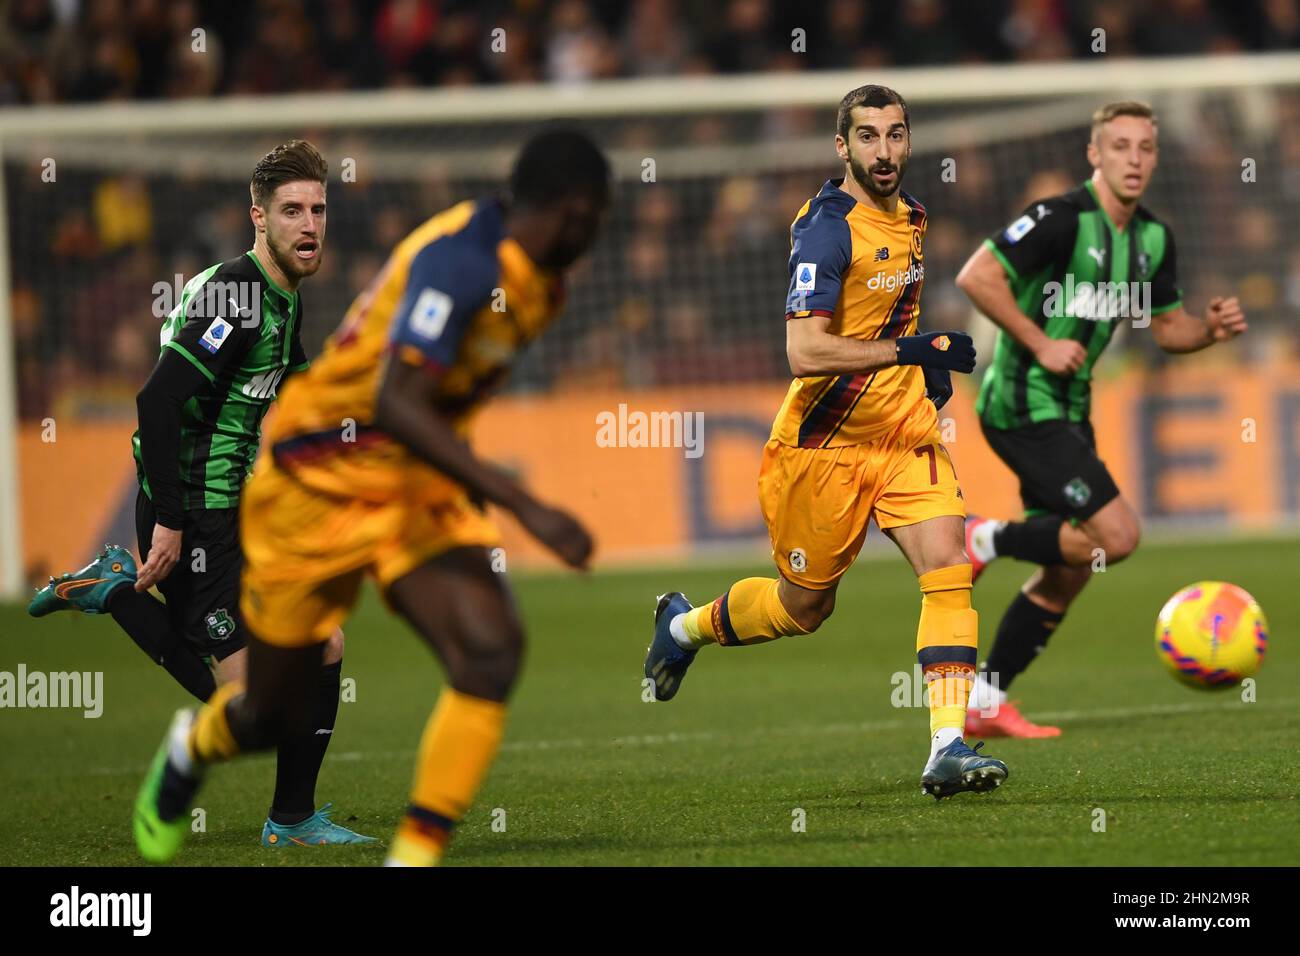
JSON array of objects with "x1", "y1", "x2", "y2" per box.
[
  {"x1": 837, "y1": 85, "x2": 910, "y2": 140},
  {"x1": 250, "y1": 139, "x2": 328, "y2": 207},
  {"x1": 510, "y1": 128, "x2": 611, "y2": 208}
]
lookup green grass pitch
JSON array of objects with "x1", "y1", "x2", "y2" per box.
[{"x1": 1, "y1": 536, "x2": 1296, "y2": 866}]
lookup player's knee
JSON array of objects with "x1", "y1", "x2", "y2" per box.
[
  {"x1": 787, "y1": 588, "x2": 835, "y2": 633},
  {"x1": 1098, "y1": 521, "x2": 1140, "y2": 563},
  {"x1": 451, "y1": 628, "x2": 523, "y2": 700}
]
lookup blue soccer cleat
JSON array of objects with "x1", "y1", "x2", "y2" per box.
[
  {"x1": 920, "y1": 738, "x2": 1009, "y2": 800},
  {"x1": 644, "y1": 592, "x2": 697, "y2": 702},
  {"x1": 261, "y1": 803, "x2": 378, "y2": 847},
  {"x1": 28, "y1": 544, "x2": 137, "y2": 617}
]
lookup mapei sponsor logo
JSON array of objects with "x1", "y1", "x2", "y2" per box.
[
  {"x1": 50, "y1": 886, "x2": 151, "y2": 936},
  {"x1": 866, "y1": 262, "x2": 924, "y2": 293}
]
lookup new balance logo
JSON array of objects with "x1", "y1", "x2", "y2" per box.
[{"x1": 874, "y1": 246, "x2": 890, "y2": 261}]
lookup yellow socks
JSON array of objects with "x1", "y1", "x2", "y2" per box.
[
  {"x1": 678, "y1": 577, "x2": 810, "y2": 647},
  {"x1": 386, "y1": 687, "x2": 507, "y2": 867},
  {"x1": 916, "y1": 564, "x2": 979, "y2": 739},
  {"x1": 188, "y1": 681, "x2": 244, "y2": 763}
]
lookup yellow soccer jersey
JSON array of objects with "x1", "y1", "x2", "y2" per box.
[
  {"x1": 770, "y1": 178, "x2": 930, "y2": 448},
  {"x1": 266, "y1": 196, "x2": 563, "y2": 501}
]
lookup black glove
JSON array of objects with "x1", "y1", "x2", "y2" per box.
[
  {"x1": 896, "y1": 331, "x2": 976, "y2": 373},
  {"x1": 923, "y1": 366, "x2": 953, "y2": 410}
]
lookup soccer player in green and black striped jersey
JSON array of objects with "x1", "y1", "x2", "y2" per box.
[
  {"x1": 954, "y1": 102, "x2": 1247, "y2": 737},
  {"x1": 29, "y1": 140, "x2": 372, "y2": 845}
]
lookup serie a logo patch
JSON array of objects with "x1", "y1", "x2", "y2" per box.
[
  {"x1": 199, "y1": 318, "x2": 233, "y2": 354},
  {"x1": 794, "y1": 262, "x2": 817, "y2": 292}
]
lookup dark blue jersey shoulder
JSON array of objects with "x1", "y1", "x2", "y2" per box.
[
  {"x1": 389, "y1": 198, "x2": 505, "y2": 369},
  {"x1": 786, "y1": 180, "x2": 854, "y2": 317}
]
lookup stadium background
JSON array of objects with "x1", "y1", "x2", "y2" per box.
[{"x1": 2, "y1": 0, "x2": 1300, "y2": 592}]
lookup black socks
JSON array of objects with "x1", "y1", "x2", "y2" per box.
[
  {"x1": 982, "y1": 592, "x2": 1065, "y2": 691},
  {"x1": 269, "y1": 660, "x2": 343, "y2": 826},
  {"x1": 993, "y1": 514, "x2": 1065, "y2": 566}
]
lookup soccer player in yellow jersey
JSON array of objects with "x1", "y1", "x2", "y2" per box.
[
  {"x1": 644, "y1": 85, "x2": 1010, "y2": 798},
  {"x1": 134, "y1": 129, "x2": 610, "y2": 864}
]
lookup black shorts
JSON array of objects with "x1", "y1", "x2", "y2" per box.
[
  {"x1": 135, "y1": 487, "x2": 246, "y2": 661},
  {"x1": 980, "y1": 418, "x2": 1120, "y2": 522}
]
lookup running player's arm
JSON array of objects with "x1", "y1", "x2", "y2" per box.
[
  {"x1": 784, "y1": 216, "x2": 972, "y2": 376},
  {"x1": 373, "y1": 241, "x2": 592, "y2": 569},
  {"x1": 956, "y1": 199, "x2": 1085, "y2": 375},
  {"x1": 1147, "y1": 231, "x2": 1247, "y2": 352},
  {"x1": 134, "y1": 300, "x2": 258, "y2": 589}
]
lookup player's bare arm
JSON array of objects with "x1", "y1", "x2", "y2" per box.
[
  {"x1": 374, "y1": 355, "x2": 593, "y2": 569},
  {"x1": 785, "y1": 314, "x2": 898, "y2": 376},
  {"x1": 956, "y1": 245, "x2": 1085, "y2": 376},
  {"x1": 787, "y1": 314, "x2": 976, "y2": 378},
  {"x1": 1150, "y1": 297, "x2": 1248, "y2": 353}
]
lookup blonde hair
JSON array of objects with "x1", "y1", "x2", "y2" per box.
[{"x1": 1091, "y1": 101, "x2": 1157, "y2": 142}]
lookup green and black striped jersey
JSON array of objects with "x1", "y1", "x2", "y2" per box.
[
  {"x1": 975, "y1": 180, "x2": 1182, "y2": 429},
  {"x1": 133, "y1": 250, "x2": 309, "y2": 510}
]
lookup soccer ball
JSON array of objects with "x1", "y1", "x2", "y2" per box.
[{"x1": 1155, "y1": 581, "x2": 1268, "y2": 689}]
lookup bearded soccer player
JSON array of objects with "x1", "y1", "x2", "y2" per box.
[
  {"x1": 30, "y1": 141, "x2": 372, "y2": 846},
  {"x1": 956, "y1": 102, "x2": 1248, "y2": 738},
  {"x1": 132, "y1": 128, "x2": 609, "y2": 865},
  {"x1": 644, "y1": 85, "x2": 1009, "y2": 799}
]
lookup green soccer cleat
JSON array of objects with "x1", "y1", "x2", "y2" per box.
[
  {"x1": 920, "y1": 738, "x2": 1009, "y2": 801},
  {"x1": 261, "y1": 803, "x2": 378, "y2": 847},
  {"x1": 133, "y1": 709, "x2": 201, "y2": 864},
  {"x1": 28, "y1": 544, "x2": 136, "y2": 617}
]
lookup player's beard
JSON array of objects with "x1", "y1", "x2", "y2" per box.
[
  {"x1": 268, "y1": 229, "x2": 323, "y2": 283},
  {"x1": 849, "y1": 150, "x2": 907, "y2": 199}
]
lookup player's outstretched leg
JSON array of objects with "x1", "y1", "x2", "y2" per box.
[
  {"x1": 27, "y1": 544, "x2": 136, "y2": 616},
  {"x1": 133, "y1": 636, "x2": 324, "y2": 862},
  {"x1": 28, "y1": 542, "x2": 218, "y2": 701},
  {"x1": 383, "y1": 547, "x2": 523, "y2": 867},
  {"x1": 644, "y1": 592, "x2": 698, "y2": 701},
  {"x1": 644, "y1": 577, "x2": 822, "y2": 701}
]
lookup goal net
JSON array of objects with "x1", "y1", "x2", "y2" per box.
[{"x1": 3, "y1": 54, "x2": 1299, "y2": 593}]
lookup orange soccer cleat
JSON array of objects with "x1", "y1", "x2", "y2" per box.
[{"x1": 964, "y1": 699, "x2": 1061, "y2": 738}]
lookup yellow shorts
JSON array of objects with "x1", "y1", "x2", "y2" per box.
[
  {"x1": 758, "y1": 401, "x2": 965, "y2": 589},
  {"x1": 239, "y1": 459, "x2": 500, "y2": 647}
]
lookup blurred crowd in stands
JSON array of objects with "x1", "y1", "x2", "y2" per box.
[
  {"x1": 2, "y1": 0, "x2": 1299, "y2": 419},
  {"x1": 3, "y1": 0, "x2": 1299, "y2": 102}
]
